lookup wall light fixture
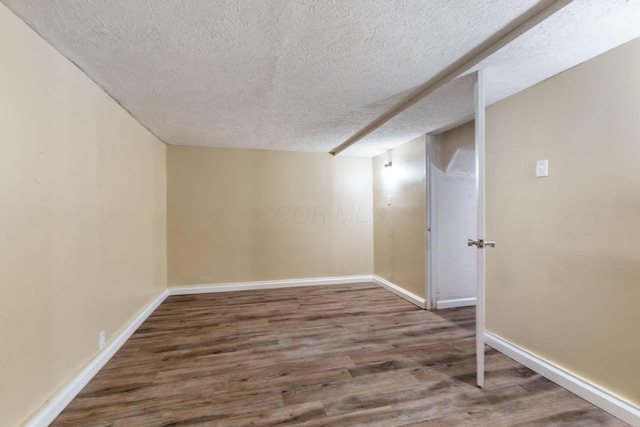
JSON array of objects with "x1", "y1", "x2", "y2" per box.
[{"x1": 383, "y1": 162, "x2": 393, "y2": 206}]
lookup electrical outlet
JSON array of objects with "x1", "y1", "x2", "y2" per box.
[{"x1": 99, "y1": 330, "x2": 106, "y2": 350}]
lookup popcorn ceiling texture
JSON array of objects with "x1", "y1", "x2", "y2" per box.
[
  {"x1": 3, "y1": 0, "x2": 640, "y2": 157},
  {"x1": 346, "y1": 0, "x2": 640, "y2": 156},
  {"x1": 469, "y1": 0, "x2": 640, "y2": 107},
  {"x1": 342, "y1": 74, "x2": 477, "y2": 157}
]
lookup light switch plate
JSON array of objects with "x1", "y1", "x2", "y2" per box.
[{"x1": 536, "y1": 160, "x2": 549, "y2": 177}]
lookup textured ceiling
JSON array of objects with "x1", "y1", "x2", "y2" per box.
[
  {"x1": 472, "y1": 0, "x2": 640, "y2": 107},
  {"x1": 342, "y1": 74, "x2": 477, "y2": 157},
  {"x1": 344, "y1": 0, "x2": 640, "y2": 156},
  {"x1": 2, "y1": 0, "x2": 640, "y2": 157}
]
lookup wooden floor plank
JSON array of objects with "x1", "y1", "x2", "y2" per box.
[{"x1": 51, "y1": 283, "x2": 628, "y2": 426}]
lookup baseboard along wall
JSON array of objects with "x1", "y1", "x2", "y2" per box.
[
  {"x1": 485, "y1": 332, "x2": 640, "y2": 426},
  {"x1": 168, "y1": 275, "x2": 372, "y2": 295},
  {"x1": 23, "y1": 290, "x2": 170, "y2": 427},
  {"x1": 436, "y1": 297, "x2": 477, "y2": 310},
  {"x1": 371, "y1": 275, "x2": 426, "y2": 309},
  {"x1": 22, "y1": 275, "x2": 374, "y2": 426},
  {"x1": 23, "y1": 277, "x2": 637, "y2": 427},
  {"x1": 171, "y1": 276, "x2": 428, "y2": 311}
]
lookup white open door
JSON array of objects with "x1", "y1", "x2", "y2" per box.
[
  {"x1": 470, "y1": 70, "x2": 494, "y2": 387},
  {"x1": 425, "y1": 71, "x2": 491, "y2": 387}
]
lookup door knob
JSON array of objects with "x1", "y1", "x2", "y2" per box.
[{"x1": 468, "y1": 239, "x2": 496, "y2": 249}]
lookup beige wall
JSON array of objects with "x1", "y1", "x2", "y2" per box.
[
  {"x1": 373, "y1": 136, "x2": 427, "y2": 299},
  {"x1": 486, "y1": 37, "x2": 640, "y2": 405},
  {"x1": 0, "y1": 5, "x2": 167, "y2": 426},
  {"x1": 167, "y1": 146, "x2": 372, "y2": 285}
]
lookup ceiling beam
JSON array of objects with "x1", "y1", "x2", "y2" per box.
[{"x1": 329, "y1": 0, "x2": 572, "y2": 156}]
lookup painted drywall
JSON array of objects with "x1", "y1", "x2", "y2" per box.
[
  {"x1": 167, "y1": 147, "x2": 372, "y2": 286},
  {"x1": 373, "y1": 136, "x2": 427, "y2": 299},
  {"x1": 0, "y1": 4, "x2": 167, "y2": 426},
  {"x1": 432, "y1": 122, "x2": 477, "y2": 302},
  {"x1": 486, "y1": 37, "x2": 640, "y2": 405}
]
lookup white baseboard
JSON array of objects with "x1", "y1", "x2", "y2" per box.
[
  {"x1": 170, "y1": 275, "x2": 427, "y2": 310},
  {"x1": 436, "y1": 297, "x2": 477, "y2": 310},
  {"x1": 23, "y1": 275, "x2": 427, "y2": 426},
  {"x1": 485, "y1": 331, "x2": 640, "y2": 426},
  {"x1": 168, "y1": 275, "x2": 372, "y2": 295},
  {"x1": 371, "y1": 275, "x2": 426, "y2": 309},
  {"x1": 23, "y1": 290, "x2": 169, "y2": 427}
]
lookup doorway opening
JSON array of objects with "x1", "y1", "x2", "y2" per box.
[{"x1": 427, "y1": 120, "x2": 478, "y2": 310}]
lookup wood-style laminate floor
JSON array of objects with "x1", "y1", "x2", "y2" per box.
[{"x1": 52, "y1": 283, "x2": 627, "y2": 426}]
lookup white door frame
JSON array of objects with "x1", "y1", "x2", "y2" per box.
[
  {"x1": 425, "y1": 121, "x2": 473, "y2": 311},
  {"x1": 425, "y1": 135, "x2": 436, "y2": 311}
]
